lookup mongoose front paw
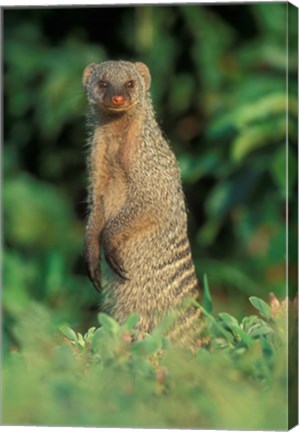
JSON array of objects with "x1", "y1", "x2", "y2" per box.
[
  {"x1": 104, "y1": 246, "x2": 129, "y2": 280},
  {"x1": 84, "y1": 243, "x2": 102, "y2": 292},
  {"x1": 87, "y1": 261, "x2": 102, "y2": 292}
]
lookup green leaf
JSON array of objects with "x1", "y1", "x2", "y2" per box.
[
  {"x1": 253, "y1": 3, "x2": 287, "y2": 38},
  {"x1": 231, "y1": 119, "x2": 286, "y2": 162},
  {"x1": 77, "y1": 332, "x2": 85, "y2": 349},
  {"x1": 249, "y1": 296, "x2": 272, "y2": 320},
  {"x1": 90, "y1": 328, "x2": 104, "y2": 353},
  {"x1": 241, "y1": 315, "x2": 260, "y2": 333},
  {"x1": 59, "y1": 325, "x2": 78, "y2": 342},
  {"x1": 90, "y1": 328, "x2": 114, "y2": 359},
  {"x1": 202, "y1": 273, "x2": 212, "y2": 313},
  {"x1": 98, "y1": 313, "x2": 120, "y2": 334},
  {"x1": 131, "y1": 335, "x2": 162, "y2": 356},
  {"x1": 213, "y1": 337, "x2": 230, "y2": 349},
  {"x1": 194, "y1": 300, "x2": 234, "y2": 345},
  {"x1": 247, "y1": 321, "x2": 273, "y2": 338},
  {"x1": 84, "y1": 327, "x2": 96, "y2": 343},
  {"x1": 235, "y1": 94, "x2": 290, "y2": 128},
  {"x1": 218, "y1": 313, "x2": 239, "y2": 331},
  {"x1": 124, "y1": 314, "x2": 140, "y2": 330},
  {"x1": 232, "y1": 327, "x2": 253, "y2": 347}
]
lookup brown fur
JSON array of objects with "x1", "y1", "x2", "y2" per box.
[{"x1": 83, "y1": 60, "x2": 206, "y2": 347}]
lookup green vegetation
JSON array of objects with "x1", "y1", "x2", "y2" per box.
[
  {"x1": 3, "y1": 3, "x2": 297, "y2": 429},
  {"x1": 3, "y1": 290, "x2": 293, "y2": 429}
]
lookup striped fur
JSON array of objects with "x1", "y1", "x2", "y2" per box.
[{"x1": 83, "y1": 60, "x2": 205, "y2": 348}]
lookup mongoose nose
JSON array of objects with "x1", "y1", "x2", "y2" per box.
[{"x1": 112, "y1": 95, "x2": 125, "y2": 106}]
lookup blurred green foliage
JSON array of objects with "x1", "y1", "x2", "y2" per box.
[
  {"x1": 2, "y1": 293, "x2": 295, "y2": 429},
  {"x1": 2, "y1": 3, "x2": 298, "y2": 428}
]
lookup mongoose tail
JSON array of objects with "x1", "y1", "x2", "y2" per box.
[{"x1": 83, "y1": 60, "x2": 206, "y2": 348}]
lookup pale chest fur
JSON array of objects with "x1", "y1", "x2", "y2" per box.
[
  {"x1": 90, "y1": 129, "x2": 128, "y2": 222},
  {"x1": 91, "y1": 113, "x2": 145, "y2": 220},
  {"x1": 103, "y1": 157, "x2": 127, "y2": 221}
]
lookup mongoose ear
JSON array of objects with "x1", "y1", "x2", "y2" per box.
[
  {"x1": 82, "y1": 63, "x2": 97, "y2": 87},
  {"x1": 135, "y1": 62, "x2": 151, "y2": 91}
]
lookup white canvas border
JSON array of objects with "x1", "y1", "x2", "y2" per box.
[
  {"x1": 1, "y1": 1, "x2": 298, "y2": 432},
  {"x1": 0, "y1": 0, "x2": 298, "y2": 8}
]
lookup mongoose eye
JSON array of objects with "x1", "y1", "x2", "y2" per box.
[
  {"x1": 98, "y1": 80, "x2": 109, "y2": 89},
  {"x1": 126, "y1": 80, "x2": 134, "y2": 89}
]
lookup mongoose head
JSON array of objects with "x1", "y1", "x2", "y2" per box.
[{"x1": 82, "y1": 60, "x2": 151, "y2": 114}]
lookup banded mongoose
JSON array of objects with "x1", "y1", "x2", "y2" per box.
[{"x1": 83, "y1": 60, "x2": 205, "y2": 347}]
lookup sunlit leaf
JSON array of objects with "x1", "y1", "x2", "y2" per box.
[
  {"x1": 98, "y1": 313, "x2": 120, "y2": 333},
  {"x1": 249, "y1": 296, "x2": 272, "y2": 320},
  {"x1": 124, "y1": 314, "x2": 140, "y2": 330},
  {"x1": 59, "y1": 324, "x2": 78, "y2": 342}
]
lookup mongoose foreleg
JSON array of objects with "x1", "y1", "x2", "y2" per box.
[
  {"x1": 102, "y1": 197, "x2": 158, "y2": 280},
  {"x1": 84, "y1": 206, "x2": 105, "y2": 292}
]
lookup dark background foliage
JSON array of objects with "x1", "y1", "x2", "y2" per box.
[{"x1": 3, "y1": 3, "x2": 298, "y2": 351}]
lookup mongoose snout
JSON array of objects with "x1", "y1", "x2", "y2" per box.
[{"x1": 111, "y1": 95, "x2": 126, "y2": 106}]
